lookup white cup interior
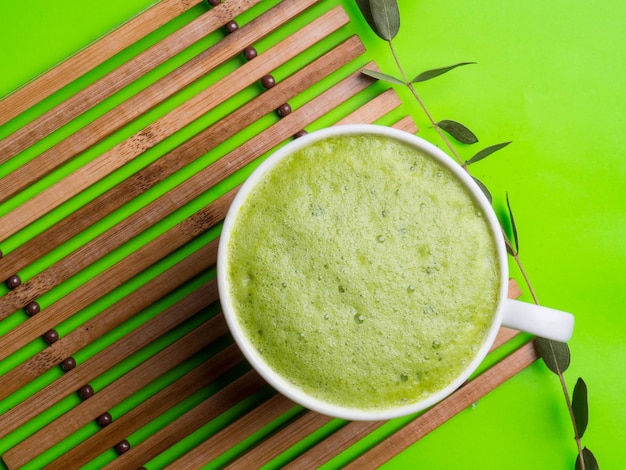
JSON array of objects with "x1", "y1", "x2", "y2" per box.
[{"x1": 217, "y1": 124, "x2": 509, "y2": 420}]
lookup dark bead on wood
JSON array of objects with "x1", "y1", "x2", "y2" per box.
[
  {"x1": 276, "y1": 103, "x2": 292, "y2": 117},
  {"x1": 78, "y1": 384, "x2": 95, "y2": 400},
  {"x1": 260, "y1": 74, "x2": 276, "y2": 89},
  {"x1": 60, "y1": 357, "x2": 77, "y2": 372},
  {"x1": 5, "y1": 274, "x2": 21, "y2": 289},
  {"x1": 42, "y1": 329, "x2": 59, "y2": 344},
  {"x1": 294, "y1": 130, "x2": 308, "y2": 139},
  {"x1": 96, "y1": 412, "x2": 113, "y2": 427},
  {"x1": 243, "y1": 46, "x2": 257, "y2": 60},
  {"x1": 25, "y1": 301, "x2": 41, "y2": 316},
  {"x1": 208, "y1": 0, "x2": 221, "y2": 6},
  {"x1": 114, "y1": 439, "x2": 131, "y2": 454},
  {"x1": 224, "y1": 20, "x2": 238, "y2": 34}
]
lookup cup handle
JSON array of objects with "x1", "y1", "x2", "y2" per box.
[{"x1": 500, "y1": 299, "x2": 574, "y2": 343}]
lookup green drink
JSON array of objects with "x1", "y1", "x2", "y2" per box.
[{"x1": 222, "y1": 131, "x2": 500, "y2": 413}]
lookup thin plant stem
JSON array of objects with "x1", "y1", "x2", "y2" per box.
[
  {"x1": 386, "y1": 40, "x2": 463, "y2": 165},
  {"x1": 559, "y1": 365, "x2": 585, "y2": 469},
  {"x1": 503, "y1": 235, "x2": 539, "y2": 304}
]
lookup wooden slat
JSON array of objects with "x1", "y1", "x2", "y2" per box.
[
  {"x1": 225, "y1": 411, "x2": 333, "y2": 469},
  {"x1": 103, "y1": 371, "x2": 268, "y2": 469},
  {"x1": 0, "y1": 245, "x2": 217, "y2": 401},
  {"x1": 0, "y1": 0, "x2": 205, "y2": 127},
  {"x1": 0, "y1": 194, "x2": 232, "y2": 361},
  {"x1": 0, "y1": 56, "x2": 377, "y2": 358},
  {"x1": 507, "y1": 277, "x2": 523, "y2": 299},
  {"x1": 0, "y1": 0, "x2": 321, "y2": 204},
  {"x1": 285, "y1": 420, "x2": 383, "y2": 470},
  {"x1": 335, "y1": 89, "x2": 401, "y2": 126},
  {"x1": 0, "y1": 32, "x2": 365, "y2": 283},
  {"x1": 161, "y1": 101, "x2": 420, "y2": 470},
  {"x1": 2, "y1": 318, "x2": 226, "y2": 468},
  {"x1": 0, "y1": 0, "x2": 262, "y2": 163},
  {"x1": 343, "y1": 342, "x2": 539, "y2": 469},
  {"x1": 0, "y1": 5, "x2": 350, "y2": 240},
  {"x1": 0, "y1": 287, "x2": 221, "y2": 440},
  {"x1": 492, "y1": 326, "x2": 520, "y2": 351},
  {"x1": 0, "y1": 35, "x2": 366, "y2": 317},
  {"x1": 391, "y1": 115, "x2": 419, "y2": 135},
  {"x1": 164, "y1": 394, "x2": 296, "y2": 469},
  {"x1": 44, "y1": 345, "x2": 245, "y2": 470},
  {"x1": 490, "y1": 280, "x2": 523, "y2": 350},
  {"x1": 1, "y1": 75, "x2": 410, "y2": 470}
]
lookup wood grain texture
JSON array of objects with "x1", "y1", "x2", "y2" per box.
[
  {"x1": 0, "y1": 67, "x2": 418, "y2": 469},
  {"x1": 2, "y1": 318, "x2": 227, "y2": 468},
  {"x1": 0, "y1": 0, "x2": 321, "y2": 203},
  {"x1": 0, "y1": 54, "x2": 373, "y2": 358},
  {"x1": 44, "y1": 345, "x2": 246, "y2": 470},
  {"x1": 224, "y1": 411, "x2": 333, "y2": 469},
  {"x1": 103, "y1": 371, "x2": 268, "y2": 469},
  {"x1": 0, "y1": 33, "x2": 364, "y2": 283},
  {"x1": 0, "y1": 35, "x2": 366, "y2": 317},
  {"x1": 0, "y1": 0, "x2": 205, "y2": 127},
  {"x1": 0, "y1": 194, "x2": 231, "y2": 360},
  {"x1": 3, "y1": 73, "x2": 407, "y2": 470},
  {"x1": 0, "y1": 5, "x2": 349, "y2": 237},
  {"x1": 0, "y1": 256, "x2": 218, "y2": 401},
  {"x1": 391, "y1": 115, "x2": 419, "y2": 135},
  {"x1": 0, "y1": 0, "x2": 262, "y2": 164},
  {"x1": 335, "y1": 89, "x2": 401, "y2": 126},
  {"x1": 284, "y1": 420, "x2": 384, "y2": 469},
  {"x1": 0, "y1": 286, "x2": 221, "y2": 440},
  {"x1": 164, "y1": 393, "x2": 296, "y2": 470}
]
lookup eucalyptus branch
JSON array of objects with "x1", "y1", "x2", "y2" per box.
[{"x1": 355, "y1": 1, "x2": 597, "y2": 468}]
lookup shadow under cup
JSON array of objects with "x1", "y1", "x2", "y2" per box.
[{"x1": 217, "y1": 124, "x2": 573, "y2": 421}]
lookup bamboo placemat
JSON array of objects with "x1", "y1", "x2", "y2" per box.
[{"x1": 0, "y1": 1, "x2": 538, "y2": 468}]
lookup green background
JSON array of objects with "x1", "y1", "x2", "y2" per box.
[{"x1": 0, "y1": 0, "x2": 624, "y2": 468}]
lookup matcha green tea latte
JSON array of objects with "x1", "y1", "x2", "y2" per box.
[{"x1": 219, "y1": 127, "x2": 503, "y2": 417}]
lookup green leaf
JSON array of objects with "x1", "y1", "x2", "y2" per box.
[
  {"x1": 506, "y1": 193, "x2": 519, "y2": 254},
  {"x1": 466, "y1": 141, "x2": 511, "y2": 165},
  {"x1": 412, "y1": 62, "x2": 476, "y2": 83},
  {"x1": 572, "y1": 378, "x2": 589, "y2": 439},
  {"x1": 471, "y1": 176, "x2": 492, "y2": 204},
  {"x1": 361, "y1": 69, "x2": 405, "y2": 85},
  {"x1": 437, "y1": 120, "x2": 478, "y2": 144},
  {"x1": 535, "y1": 338, "x2": 570, "y2": 375},
  {"x1": 355, "y1": 0, "x2": 400, "y2": 40},
  {"x1": 355, "y1": 0, "x2": 377, "y2": 35},
  {"x1": 575, "y1": 447, "x2": 599, "y2": 470}
]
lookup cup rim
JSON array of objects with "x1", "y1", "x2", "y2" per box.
[{"x1": 217, "y1": 124, "x2": 509, "y2": 420}]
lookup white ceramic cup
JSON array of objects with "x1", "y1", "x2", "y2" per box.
[{"x1": 217, "y1": 124, "x2": 574, "y2": 421}]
